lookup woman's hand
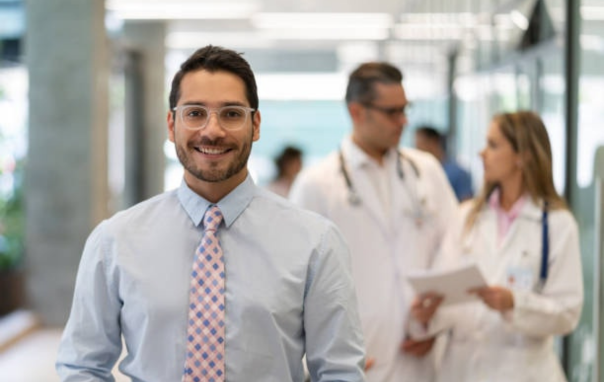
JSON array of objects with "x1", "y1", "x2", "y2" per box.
[
  {"x1": 410, "y1": 292, "x2": 444, "y2": 325},
  {"x1": 400, "y1": 336, "x2": 436, "y2": 357},
  {"x1": 469, "y1": 285, "x2": 514, "y2": 312},
  {"x1": 364, "y1": 357, "x2": 375, "y2": 371}
]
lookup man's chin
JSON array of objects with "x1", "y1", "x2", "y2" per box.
[
  {"x1": 193, "y1": 165, "x2": 247, "y2": 183},
  {"x1": 195, "y1": 170, "x2": 230, "y2": 183}
]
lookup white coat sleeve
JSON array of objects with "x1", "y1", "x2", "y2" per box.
[
  {"x1": 504, "y1": 212, "x2": 584, "y2": 337},
  {"x1": 56, "y1": 222, "x2": 123, "y2": 381}
]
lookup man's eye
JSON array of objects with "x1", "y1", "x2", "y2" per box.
[
  {"x1": 387, "y1": 108, "x2": 402, "y2": 116},
  {"x1": 187, "y1": 108, "x2": 206, "y2": 118},
  {"x1": 223, "y1": 109, "x2": 244, "y2": 119}
]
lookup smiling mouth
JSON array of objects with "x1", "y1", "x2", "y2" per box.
[{"x1": 195, "y1": 146, "x2": 231, "y2": 155}]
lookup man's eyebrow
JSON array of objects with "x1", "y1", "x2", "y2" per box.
[{"x1": 179, "y1": 101, "x2": 248, "y2": 107}]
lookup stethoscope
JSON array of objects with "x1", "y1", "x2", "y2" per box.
[
  {"x1": 338, "y1": 148, "x2": 427, "y2": 225},
  {"x1": 540, "y1": 201, "x2": 549, "y2": 285}
]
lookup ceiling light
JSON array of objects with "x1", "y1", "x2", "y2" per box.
[
  {"x1": 399, "y1": 13, "x2": 478, "y2": 25},
  {"x1": 510, "y1": 10, "x2": 529, "y2": 30},
  {"x1": 394, "y1": 24, "x2": 464, "y2": 40},
  {"x1": 259, "y1": 28, "x2": 389, "y2": 41},
  {"x1": 251, "y1": 13, "x2": 393, "y2": 30},
  {"x1": 106, "y1": 0, "x2": 258, "y2": 20},
  {"x1": 249, "y1": 13, "x2": 392, "y2": 41},
  {"x1": 581, "y1": 6, "x2": 604, "y2": 20}
]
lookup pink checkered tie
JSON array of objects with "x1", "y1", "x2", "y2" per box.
[{"x1": 183, "y1": 205, "x2": 225, "y2": 382}]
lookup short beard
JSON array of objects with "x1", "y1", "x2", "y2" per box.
[{"x1": 175, "y1": 131, "x2": 253, "y2": 183}]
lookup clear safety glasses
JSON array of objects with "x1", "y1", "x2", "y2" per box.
[{"x1": 172, "y1": 105, "x2": 256, "y2": 131}]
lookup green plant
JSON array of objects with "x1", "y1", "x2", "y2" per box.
[
  {"x1": 0, "y1": 72, "x2": 26, "y2": 271},
  {"x1": 0, "y1": 158, "x2": 24, "y2": 270}
]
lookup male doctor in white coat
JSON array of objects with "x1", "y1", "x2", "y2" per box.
[{"x1": 289, "y1": 62, "x2": 458, "y2": 382}]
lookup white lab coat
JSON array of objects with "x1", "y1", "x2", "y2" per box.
[
  {"x1": 428, "y1": 198, "x2": 583, "y2": 382},
  {"x1": 289, "y1": 137, "x2": 458, "y2": 382}
]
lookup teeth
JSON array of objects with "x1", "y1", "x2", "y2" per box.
[{"x1": 199, "y1": 147, "x2": 227, "y2": 155}]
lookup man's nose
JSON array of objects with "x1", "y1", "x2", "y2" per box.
[
  {"x1": 398, "y1": 112, "x2": 408, "y2": 125},
  {"x1": 201, "y1": 112, "x2": 226, "y2": 137}
]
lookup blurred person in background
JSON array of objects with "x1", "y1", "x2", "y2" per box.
[
  {"x1": 56, "y1": 45, "x2": 366, "y2": 382},
  {"x1": 415, "y1": 125, "x2": 473, "y2": 202},
  {"x1": 290, "y1": 62, "x2": 458, "y2": 382},
  {"x1": 267, "y1": 145, "x2": 303, "y2": 197},
  {"x1": 411, "y1": 111, "x2": 583, "y2": 382}
]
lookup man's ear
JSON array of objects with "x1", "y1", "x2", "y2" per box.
[
  {"x1": 167, "y1": 110, "x2": 176, "y2": 143},
  {"x1": 348, "y1": 102, "x2": 364, "y2": 123},
  {"x1": 252, "y1": 110, "x2": 261, "y2": 142}
]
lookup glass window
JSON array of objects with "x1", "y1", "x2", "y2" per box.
[
  {"x1": 566, "y1": 1, "x2": 604, "y2": 380},
  {"x1": 539, "y1": 53, "x2": 567, "y2": 194}
]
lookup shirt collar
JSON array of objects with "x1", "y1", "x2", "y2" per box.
[
  {"x1": 488, "y1": 187, "x2": 527, "y2": 220},
  {"x1": 342, "y1": 135, "x2": 397, "y2": 169},
  {"x1": 177, "y1": 174, "x2": 256, "y2": 228}
]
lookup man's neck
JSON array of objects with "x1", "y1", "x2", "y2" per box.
[
  {"x1": 185, "y1": 169, "x2": 248, "y2": 203},
  {"x1": 435, "y1": 149, "x2": 445, "y2": 163},
  {"x1": 351, "y1": 135, "x2": 387, "y2": 166}
]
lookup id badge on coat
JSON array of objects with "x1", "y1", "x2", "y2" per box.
[{"x1": 506, "y1": 266, "x2": 534, "y2": 290}]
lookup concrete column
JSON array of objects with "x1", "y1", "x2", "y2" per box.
[
  {"x1": 24, "y1": 0, "x2": 109, "y2": 326},
  {"x1": 123, "y1": 22, "x2": 167, "y2": 202}
]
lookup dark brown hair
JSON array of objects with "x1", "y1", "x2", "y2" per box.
[
  {"x1": 169, "y1": 45, "x2": 258, "y2": 111},
  {"x1": 345, "y1": 62, "x2": 403, "y2": 104}
]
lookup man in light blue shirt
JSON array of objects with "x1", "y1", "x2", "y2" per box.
[{"x1": 56, "y1": 45, "x2": 366, "y2": 382}]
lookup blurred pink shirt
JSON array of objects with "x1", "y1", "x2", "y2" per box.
[{"x1": 488, "y1": 188, "x2": 527, "y2": 246}]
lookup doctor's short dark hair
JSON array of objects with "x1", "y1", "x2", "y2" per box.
[
  {"x1": 169, "y1": 45, "x2": 259, "y2": 111},
  {"x1": 345, "y1": 62, "x2": 403, "y2": 104},
  {"x1": 416, "y1": 125, "x2": 446, "y2": 149},
  {"x1": 274, "y1": 145, "x2": 303, "y2": 178}
]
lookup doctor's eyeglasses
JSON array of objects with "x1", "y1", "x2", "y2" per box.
[
  {"x1": 172, "y1": 105, "x2": 256, "y2": 131},
  {"x1": 361, "y1": 102, "x2": 411, "y2": 119}
]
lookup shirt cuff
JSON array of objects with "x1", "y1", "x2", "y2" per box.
[{"x1": 407, "y1": 318, "x2": 431, "y2": 340}]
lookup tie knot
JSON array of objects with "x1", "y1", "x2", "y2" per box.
[{"x1": 203, "y1": 205, "x2": 223, "y2": 232}]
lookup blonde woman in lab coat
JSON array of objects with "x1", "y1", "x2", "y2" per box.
[{"x1": 412, "y1": 111, "x2": 584, "y2": 382}]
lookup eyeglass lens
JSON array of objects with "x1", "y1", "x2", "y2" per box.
[{"x1": 180, "y1": 105, "x2": 250, "y2": 130}]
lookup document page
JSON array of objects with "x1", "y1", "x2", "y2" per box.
[{"x1": 407, "y1": 263, "x2": 488, "y2": 306}]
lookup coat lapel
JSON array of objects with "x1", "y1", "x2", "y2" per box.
[
  {"x1": 341, "y1": 139, "x2": 392, "y2": 235},
  {"x1": 474, "y1": 209, "x2": 500, "y2": 280},
  {"x1": 497, "y1": 198, "x2": 542, "y2": 255},
  {"x1": 475, "y1": 198, "x2": 543, "y2": 283}
]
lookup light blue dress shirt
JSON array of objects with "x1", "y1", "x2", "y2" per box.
[{"x1": 56, "y1": 175, "x2": 366, "y2": 382}]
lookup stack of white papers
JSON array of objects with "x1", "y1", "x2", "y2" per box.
[{"x1": 407, "y1": 263, "x2": 488, "y2": 306}]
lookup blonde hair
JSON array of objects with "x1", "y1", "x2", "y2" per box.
[{"x1": 465, "y1": 111, "x2": 567, "y2": 231}]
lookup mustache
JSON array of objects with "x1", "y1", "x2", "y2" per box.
[{"x1": 196, "y1": 136, "x2": 226, "y2": 146}]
